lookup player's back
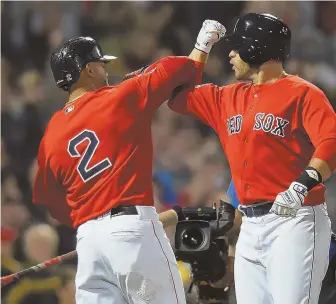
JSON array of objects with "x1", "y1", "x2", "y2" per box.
[{"x1": 44, "y1": 81, "x2": 154, "y2": 227}]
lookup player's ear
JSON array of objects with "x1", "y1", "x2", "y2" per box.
[{"x1": 85, "y1": 63, "x2": 94, "y2": 78}]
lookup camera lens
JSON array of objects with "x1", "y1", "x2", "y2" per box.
[{"x1": 182, "y1": 228, "x2": 204, "y2": 249}]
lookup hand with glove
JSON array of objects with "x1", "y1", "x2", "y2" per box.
[
  {"x1": 195, "y1": 19, "x2": 226, "y2": 54},
  {"x1": 270, "y1": 182, "x2": 308, "y2": 217},
  {"x1": 270, "y1": 166, "x2": 323, "y2": 217}
]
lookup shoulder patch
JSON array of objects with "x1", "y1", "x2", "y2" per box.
[{"x1": 65, "y1": 105, "x2": 74, "y2": 114}]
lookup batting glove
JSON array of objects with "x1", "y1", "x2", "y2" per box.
[
  {"x1": 195, "y1": 20, "x2": 226, "y2": 54},
  {"x1": 270, "y1": 182, "x2": 308, "y2": 217}
]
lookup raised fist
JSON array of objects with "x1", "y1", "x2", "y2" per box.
[{"x1": 195, "y1": 20, "x2": 226, "y2": 54}]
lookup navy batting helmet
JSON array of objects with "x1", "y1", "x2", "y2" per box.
[
  {"x1": 50, "y1": 37, "x2": 117, "y2": 91},
  {"x1": 225, "y1": 13, "x2": 291, "y2": 66}
]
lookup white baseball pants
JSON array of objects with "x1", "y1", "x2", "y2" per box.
[
  {"x1": 235, "y1": 203, "x2": 331, "y2": 304},
  {"x1": 75, "y1": 206, "x2": 186, "y2": 304}
]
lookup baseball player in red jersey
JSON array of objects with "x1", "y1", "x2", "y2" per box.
[
  {"x1": 169, "y1": 13, "x2": 336, "y2": 304},
  {"x1": 32, "y1": 21, "x2": 226, "y2": 303}
]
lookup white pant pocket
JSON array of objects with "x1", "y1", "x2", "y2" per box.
[{"x1": 110, "y1": 230, "x2": 144, "y2": 242}]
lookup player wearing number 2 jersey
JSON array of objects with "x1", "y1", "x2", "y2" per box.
[
  {"x1": 170, "y1": 13, "x2": 336, "y2": 304},
  {"x1": 32, "y1": 21, "x2": 226, "y2": 304}
]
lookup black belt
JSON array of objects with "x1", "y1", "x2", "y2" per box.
[
  {"x1": 95, "y1": 206, "x2": 138, "y2": 220},
  {"x1": 239, "y1": 201, "x2": 273, "y2": 217}
]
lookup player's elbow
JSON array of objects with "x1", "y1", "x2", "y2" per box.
[
  {"x1": 168, "y1": 99, "x2": 188, "y2": 115},
  {"x1": 168, "y1": 87, "x2": 191, "y2": 115}
]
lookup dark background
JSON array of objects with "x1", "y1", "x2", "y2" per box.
[{"x1": 1, "y1": 1, "x2": 336, "y2": 303}]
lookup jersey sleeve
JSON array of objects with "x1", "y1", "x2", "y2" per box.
[
  {"x1": 302, "y1": 87, "x2": 336, "y2": 171},
  {"x1": 168, "y1": 83, "x2": 222, "y2": 132},
  {"x1": 32, "y1": 137, "x2": 73, "y2": 227},
  {"x1": 135, "y1": 56, "x2": 202, "y2": 111}
]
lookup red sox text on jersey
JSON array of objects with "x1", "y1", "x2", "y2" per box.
[{"x1": 227, "y1": 113, "x2": 289, "y2": 137}]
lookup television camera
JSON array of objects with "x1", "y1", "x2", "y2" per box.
[{"x1": 175, "y1": 200, "x2": 236, "y2": 303}]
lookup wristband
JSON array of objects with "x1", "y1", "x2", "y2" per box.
[
  {"x1": 195, "y1": 41, "x2": 212, "y2": 54},
  {"x1": 295, "y1": 166, "x2": 323, "y2": 191},
  {"x1": 172, "y1": 205, "x2": 185, "y2": 222}
]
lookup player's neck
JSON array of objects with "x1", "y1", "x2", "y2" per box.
[
  {"x1": 68, "y1": 88, "x2": 89, "y2": 105},
  {"x1": 67, "y1": 86, "x2": 92, "y2": 104},
  {"x1": 251, "y1": 62, "x2": 287, "y2": 85},
  {"x1": 67, "y1": 79, "x2": 101, "y2": 104}
]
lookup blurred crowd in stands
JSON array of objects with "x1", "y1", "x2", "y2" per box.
[{"x1": 1, "y1": 1, "x2": 336, "y2": 303}]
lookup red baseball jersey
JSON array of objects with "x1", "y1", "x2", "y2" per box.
[
  {"x1": 169, "y1": 75, "x2": 336, "y2": 206},
  {"x1": 33, "y1": 56, "x2": 200, "y2": 228}
]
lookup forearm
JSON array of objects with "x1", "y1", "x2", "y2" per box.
[
  {"x1": 293, "y1": 143, "x2": 335, "y2": 192},
  {"x1": 227, "y1": 234, "x2": 238, "y2": 258},
  {"x1": 226, "y1": 209, "x2": 242, "y2": 257},
  {"x1": 308, "y1": 158, "x2": 332, "y2": 182},
  {"x1": 158, "y1": 209, "x2": 178, "y2": 228},
  {"x1": 188, "y1": 48, "x2": 209, "y2": 64},
  {"x1": 272, "y1": 137, "x2": 335, "y2": 215},
  {"x1": 158, "y1": 204, "x2": 186, "y2": 228}
]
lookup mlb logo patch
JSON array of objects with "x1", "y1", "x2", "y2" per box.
[{"x1": 65, "y1": 105, "x2": 74, "y2": 114}]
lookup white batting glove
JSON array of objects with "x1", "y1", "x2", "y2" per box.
[
  {"x1": 270, "y1": 182, "x2": 308, "y2": 217},
  {"x1": 195, "y1": 20, "x2": 226, "y2": 54}
]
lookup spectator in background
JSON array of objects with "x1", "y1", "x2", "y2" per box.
[
  {"x1": 315, "y1": 1, "x2": 336, "y2": 37},
  {"x1": 1, "y1": 226, "x2": 22, "y2": 300},
  {"x1": 154, "y1": 171, "x2": 178, "y2": 208},
  {"x1": 123, "y1": 30, "x2": 158, "y2": 71},
  {"x1": 22, "y1": 223, "x2": 59, "y2": 267},
  {"x1": 1, "y1": 137, "x2": 11, "y2": 185},
  {"x1": 0, "y1": 3, "x2": 335, "y2": 304},
  {"x1": 17, "y1": 70, "x2": 47, "y2": 126},
  {"x1": 1, "y1": 199, "x2": 30, "y2": 237},
  {"x1": 1, "y1": 70, "x2": 44, "y2": 219},
  {"x1": 203, "y1": 55, "x2": 227, "y2": 85},
  {"x1": 4, "y1": 224, "x2": 61, "y2": 304},
  {"x1": 46, "y1": 212, "x2": 77, "y2": 261}
]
